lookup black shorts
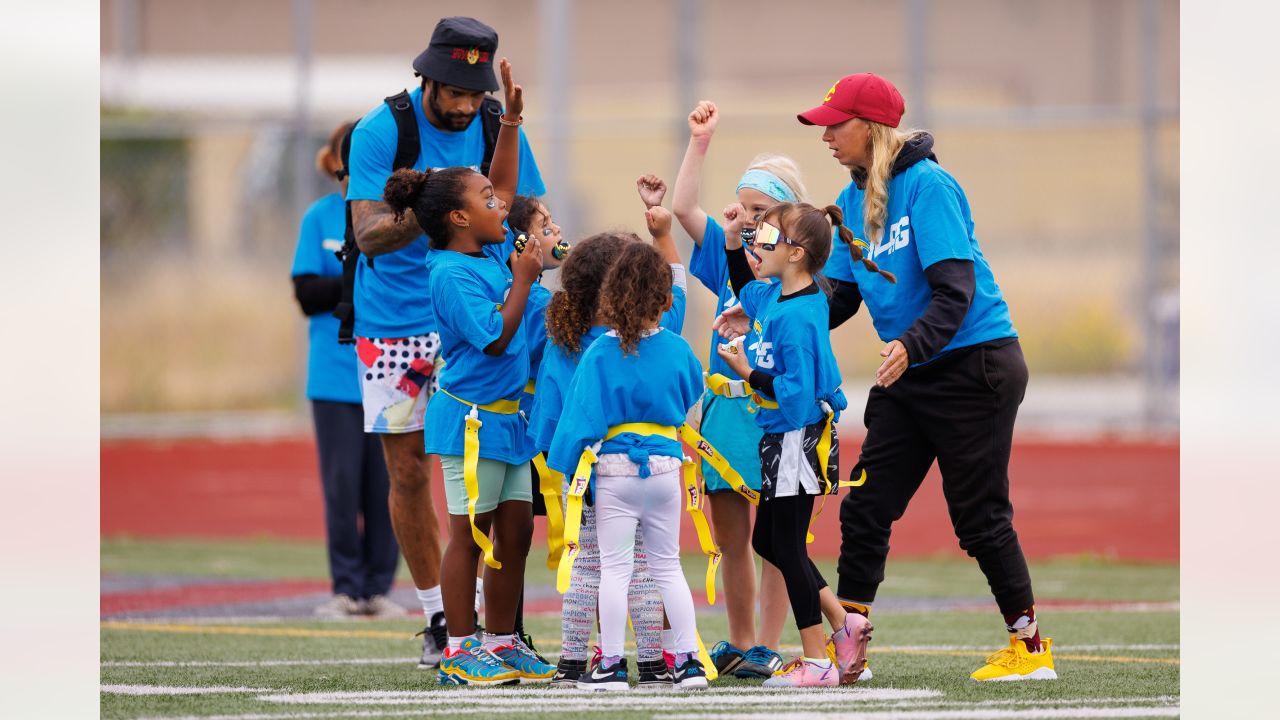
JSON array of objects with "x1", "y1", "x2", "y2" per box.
[{"x1": 759, "y1": 417, "x2": 839, "y2": 501}]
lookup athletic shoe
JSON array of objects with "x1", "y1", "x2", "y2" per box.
[
  {"x1": 490, "y1": 635, "x2": 557, "y2": 683},
  {"x1": 709, "y1": 640, "x2": 747, "y2": 675},
  {"x1": 673, "y1": 656, "x2": 709, "y2": 690},
  {"x1": 858, "y1": 658, "x2": 873, "y2": 681},
  {"x1": 735, "y1": 645, "x2": 783, "y2": 679},
  {"x1": 314, "y1": 593, "x2": 363, "y2": 619},
  {"x1": 551, "y1": 658, "x2": 587, "y2": 687},
  {"x1": 415, "y1": 611, "x2": 447, "y2": 669},
  {"x1": 970, "y1": 637, "x2": 1057, "y2": 681},
  {"x1": 364, "y1": 594, "x2": 407, "y2": 618},
  {"x1": 436, "y1": 637, "x2": 520, "y2": 686},
  {"x1": 829, "y1": 612, "x2": 874, "y2": 685},
  {"x1": 761, "y1": 656, "x2": 839, "y2": 688},
  {"x1": 578, "y1": 657, "x2": 629, "y2": 691},
  {"x1": 637, "y1": 658, "x2": 674, "y2": 689},
  {"x1": 520, "y1": 632, "x2": 550, "y2": 665}
]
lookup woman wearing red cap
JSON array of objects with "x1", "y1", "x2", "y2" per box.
[{"x1": 796, "y1": 72, "x2": 1056, "y2": 682}]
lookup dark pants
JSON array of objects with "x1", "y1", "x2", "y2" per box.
[
  {"x1": 836, "y1": 338, "x2": 1034, "y2": 616},
  {"x1": 753, "y1": 493, "x2": 828, "y2": 629},
  {"x1": 311, "y1": 400, "x2": 399, "y2": 599}
]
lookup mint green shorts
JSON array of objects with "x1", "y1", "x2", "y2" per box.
[{"x1": 439, "y1": 455, "x2": 533, "y2": 515}]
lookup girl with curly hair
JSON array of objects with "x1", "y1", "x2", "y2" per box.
[{"x1": 547, "y1": 241, "x2": 709, "y2": 692}]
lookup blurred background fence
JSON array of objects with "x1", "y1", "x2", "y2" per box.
[{"x1": 100, "y1": 0, "x2": 1179, "y2": 434}]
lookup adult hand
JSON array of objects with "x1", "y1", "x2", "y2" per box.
[
  {"x1": 512, "y1": 232, "x2": 543, "y2": 284},
  {"x1": 715, "y1": 338, "x2": 752, "y2": 378},
  {"x1": 645, "y1": 206, "x2": 673, "y2": 239},
  {"x1": 688, "y1": 100, "x2": 719, "y2": 140},
  {"x1": 875, "y1": 340, "x2": 909, "y2": 388},
  {"x1": 713, "y1": 304, "x2": 750, "y2": 341},
  {"x1": 636, "y1": 174, "x2": 667, "y2": 208},
  {"x1": 499, "y1": 57, "x2": 523, "y2": 120}
]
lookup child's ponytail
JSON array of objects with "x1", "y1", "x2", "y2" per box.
[
  {"x1": 380, "y1": 166, "x2": 472, "y2": 249},
  {"x1": 825, "y1": 204, "x2": 896, "y2": 284}
]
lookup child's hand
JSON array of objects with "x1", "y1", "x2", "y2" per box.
[
  {"x1": 722, "y1": 202, "x2": 747, "y2": 246},
  {"x1": 713, "y1": 305, "x2": 750, "y2": 341},
  {"x1": 636, "y1": 174, "x2": 667, "y2": 208},
  {"x1": 715, "y1": 336, "x2": 751, "y2": 377},
  {"x1": 688, "y1": 100, "x2": 719, "y2": 140},
  {"x1": 512, "y1": 232, "x2": 543, "y2": 284},
  {"x1": 645, "y1": 206, "x2": 673, "y2": 239},
  {"x1": 499, "y1": 57, "x2": 523, "y2": 120}
]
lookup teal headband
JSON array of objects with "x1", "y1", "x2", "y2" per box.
[{"x1": 736, "y1": 169, "x2": 797, "y2": 203}]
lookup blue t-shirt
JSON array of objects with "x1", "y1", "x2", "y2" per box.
[
  {"x1": 421, "y1": 250, "x2": 537, "y2": 464},
  {"x1": 822, "y1": 159, "x2": 1015, "y2": 364},
  {"x1": 346, "y1": 86, "x2": 546, "y2": 338},
  {"x1": 546, "y1": 330, "x2": 704, "y2": 477},
  {"x1": 688, "y1": 217, "x2": 767, "y2": 380},
  {"x1": 290, "y1": 192, "x2": 361, "y2": 404},
  {"x1": 738, "y1": 281, "x2": 848, "y2": 434},
  {"x1": 527, "y1": 281, "x2": 689, "y2": 454}
]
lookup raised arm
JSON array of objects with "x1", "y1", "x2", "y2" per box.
[
  {"x1": 488, "y1": 57, "x2": 525, "y2": 207},
  {"x1": 671, "y1": 100, "x2": 718, "y2": 245},
  {"x1": 485, "y1": 235, "x2": 543, "y2": 356}
]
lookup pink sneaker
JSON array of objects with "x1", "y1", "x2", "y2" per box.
[
  {"x1": 829, "y1": 613, "x2": 874, "y2": 685},
  {"x1": 761, "y1": 656, "x2": 838, "y2": 688}
]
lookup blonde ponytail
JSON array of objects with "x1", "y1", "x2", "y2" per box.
[{"x1": 862, "y1": 121, "x2": 926, "y2": 246}]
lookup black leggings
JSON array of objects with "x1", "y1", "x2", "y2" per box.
[{"x1": 752, "y1": 494, "x2": 828, "y2": 630}]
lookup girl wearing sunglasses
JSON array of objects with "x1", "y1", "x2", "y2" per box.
[{"x1": 714, "y1": 202, "x2": 890, "y2": 688}]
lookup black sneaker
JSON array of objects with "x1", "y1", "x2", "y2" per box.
[
  {"x1": 551, "y1": 658, "x2": 586, "y2": 687},
  {"x1": 577, "y1": 657, "x2": 629, "y2": 691},
  {"x1": 735, "y1": 645, "x2": 783, "y2": 679},
  {"x1": 636, "y1": 658, "x2": 674, "y2": 690},
  {"x1": 520, "y1": 632, "x2": 550, "y2": 665},
  {"x1": 673, "y1": 656, "x2": 709, "y2": 691},
  {"x1": 415, "y1": 611, "x2": 447, "y2": 669},
  {"x1": 709, "y1": 640, "x2": 747, "y2": 675}
]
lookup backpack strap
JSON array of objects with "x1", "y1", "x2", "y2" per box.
[
  {"x1": 333, "y1": 201, "x2": 359, "y2": 345},
  {"x1": 384, "y1": 90, "x2": 421, "y2": 172},
  {"x1": 478, "y1": 95, "x2": 503, "y2": 176}
]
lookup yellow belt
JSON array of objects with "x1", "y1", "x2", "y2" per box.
[
  {"x1": 440, "y1": 388, "x2": 521, "y2": 570},
  {"x1": 524, "y1": 379, "x2": 536, "y2": 395},
  {"x1": 531, "y1": 453, "x2": 564, "y2": 570},
  {"x1": 704, "y1": 372, "x2": 753, "y2": 399},
  {"x1": 554, "y1": 421, "x2": 725, "y2": 683}
]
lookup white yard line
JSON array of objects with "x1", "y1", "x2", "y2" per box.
[
  {"x1": 255, "y1": 687, "x2": 941, "y2": 706},
  {"x1": 668, "y1": 709, "x2": 1179, "y2": 720},
  {"x1": 101, "y1": 685, "x2": 275, "y2": 695}
]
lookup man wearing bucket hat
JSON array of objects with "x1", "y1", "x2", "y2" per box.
[
  {"x1": 796, "y1": 73, "x2": 1056, "y2": 683},
  {"x1": 343, "y1": 15, "x2": 545, "y2": 672}
]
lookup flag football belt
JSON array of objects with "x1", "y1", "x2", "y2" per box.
[
  {"x1": 439, "y1": 388, "x2": 521, "y2": 570},
  {"x1": 555, "y1": 422, "x2": 757, "y2": 604},
  {"x1": 523, "y1": 379, "x2": 536, "y2": 395},
  {"x1": 751, "y1": 395, "x2": 866, "y2": 544},
  {"x1": 704, "y1": 372, "x2": 752, "y2": 399},
  {"x1": 530, "y1": 453, "x2": 565, "y2": 570}
]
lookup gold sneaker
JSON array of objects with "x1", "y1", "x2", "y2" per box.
[{"x1": 970, "y1": 636, "x2": 1057, "y2": 681}]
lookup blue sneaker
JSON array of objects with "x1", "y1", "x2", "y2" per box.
[
  {"x1": 489, "y1": 635, "x2": 557, "y2": 683},
  {"x1": 735, "y1": 645, "x2": 784, "y2": 679},
  {"x1": 437, "y1": 637, "x2": 520, "y2": 686},
  {"x1": 709, "y1": 640, "x2": 747, "y2": 675}
]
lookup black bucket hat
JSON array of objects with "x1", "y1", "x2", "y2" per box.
[{"x1": 412, "y1": 16, "x2": 500, "y2": 92}]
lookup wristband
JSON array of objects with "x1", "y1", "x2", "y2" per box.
[{"x1": 499, "y1": 115, "x2": 523, "y2": 127}]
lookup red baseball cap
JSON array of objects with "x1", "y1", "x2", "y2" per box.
[{"x1": 797, "y1": 73, "x2": 905, "y2": 128}]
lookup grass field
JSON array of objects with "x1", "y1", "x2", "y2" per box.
[{"x1": 101, "y1": 539, "x2": 1178, "y2": 719}]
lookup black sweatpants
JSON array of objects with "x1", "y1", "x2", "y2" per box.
[
  {"x1": 311, "y1": 400, "x2": 399, "y2": 599},
  {"x1": 836, "y1": 338, "x2": 1034, "y2": 616},
  {"x1": 753, "y1": 494, "x2": 828, "y2": 629}
]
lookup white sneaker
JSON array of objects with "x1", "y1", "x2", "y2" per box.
[
  {"x1": 364, "y1": 594, "x2": 407, "y2": 618},
  {"x1": 314, "y1": 594, "x2": 364, "y2": 619}
]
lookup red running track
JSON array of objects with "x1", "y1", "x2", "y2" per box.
[{"x1": 101, "y1": 435, "x2": 1177, "y2": 561}]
